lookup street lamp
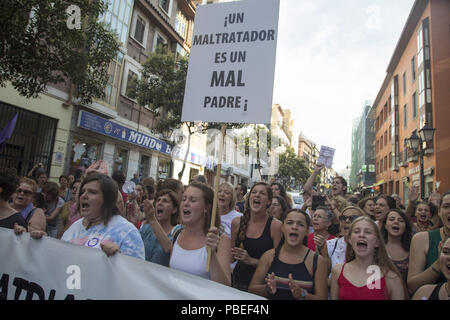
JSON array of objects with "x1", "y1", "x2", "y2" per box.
[{"x1": 406, "y1": 125, "x2": 436, "y2": 199}]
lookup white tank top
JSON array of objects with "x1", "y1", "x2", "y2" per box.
[{"x1": 169, "y1": 233, "x2": 210, "y2": 280}]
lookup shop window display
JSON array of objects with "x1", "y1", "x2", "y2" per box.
[{"x1": 70, "y1": 138, "x2": 102, "y2": 177}]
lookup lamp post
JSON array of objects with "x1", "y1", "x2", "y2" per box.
[{"x1": 406, "y1": 124, "x2": 436, "y2": 199}]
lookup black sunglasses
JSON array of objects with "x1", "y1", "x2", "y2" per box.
[
  {"x1": 16, "y1": 188, "x2": 34, "y2": 196},
  {"x1": 339, "y1": 215, "x2": 360, "y2": 223}
]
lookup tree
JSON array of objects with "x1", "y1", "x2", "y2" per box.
[
  {"x1": 235, "y1": 124, "x2": 279, "y2": 180},
  {"x1": 131, "y1": 47, "x2": 244, "y2": 180},
  {"x1": 0, "y1": 0, "x2": 120, "y2": 105},
  {"x1": 278, "y1": 147, "x2": 311, "y2": 188}
]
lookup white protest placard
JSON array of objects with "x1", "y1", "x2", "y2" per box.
[
  {"x1": 181, "y1": 0, "x2": 280, "y2": 124},
  {"x1": 0, "y1": 228, "x2": 263, "y2": 300},
  {"x1": 317, "y1": 146, "x2": 335, "y2": 169}
]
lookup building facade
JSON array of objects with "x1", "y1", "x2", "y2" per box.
[
  {"x1": 349, "y1": 101, "x2": 376, "y2": 193},
  {"x1": 373, "y1": 0, "x2": 450, "y2": 204}
]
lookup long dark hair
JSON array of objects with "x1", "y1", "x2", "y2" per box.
[
  {"x1": 381, "y1": 208, "x2": 413, "y2": 252},
  {"x1": 78, "y1": 173, "x2": 120, "y2": 226},
  {"x1": 238, "y1": 182, "x2": 273, "y2": 245}
]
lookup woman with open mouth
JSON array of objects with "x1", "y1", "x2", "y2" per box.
[
  {"x1": 248, "y1": 209, "x2": 328, "y2": 300},
  {"x1": 217, "y1": 182, "x2": 242, "y2": 239},
  {"x1": 140, "y1": 189, "x2": 182, "y2": 267},
  {"x1": 380, "y1": 209, "x2": 413, "y2": 283},
  {"x1": 14, "y1": 172, "x2": 145, "y2": 259},
  {"x1": 374, "y1": 195, "x2": 395, "y2": 227},
  {"x1": 413, "y1": 236, "x2": 450, "y2": 300},
  {"x1": 169, "y1": 182, "x2": 231, "y2": 286},
  {"x1": 11, "y1": 177, "x2": 46, "y2": 233},
  {"x1": 230, "y1": 182, "x2": 283, "y2": 292},
  {"x1": 330, "y1": 216, "x2": 407, "y2": 300},
  {"x1": 412, "y1": 201, "x2": 436, "y2": 233},
  {"x1": 408, "y1": 191, "x2": 450, "y2": 294}
]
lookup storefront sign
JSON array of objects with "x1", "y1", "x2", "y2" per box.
[{"x1": 77, "y1": 111, "x2": 172, "y2": 156}]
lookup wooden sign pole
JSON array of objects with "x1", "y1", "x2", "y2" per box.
[{"x1": 206, "y1": 123, "x2": 226, "y2": 272}]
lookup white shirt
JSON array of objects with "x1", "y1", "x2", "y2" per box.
[
  {"x1": 220, "y1": 209, "x2": 242, "y2": 239},
  {"x1": 326, "y1": 237, "x2": 347, "y2": 278},
  {"x1": 169, "y1": 234, "x2": 210, "y2": 280}
]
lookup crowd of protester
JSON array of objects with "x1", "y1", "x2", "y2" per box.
[{"x1": 0, "y1": 160, "x2": 449, "y2": 300}]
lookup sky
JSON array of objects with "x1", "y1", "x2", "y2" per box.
[{"x1": 272, "y1": 0, "x2": 416, "y2": 174}]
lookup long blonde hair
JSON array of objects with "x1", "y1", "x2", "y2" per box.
[{"x1": 345, "y1": 216, "x2": 409, "y2": 298}]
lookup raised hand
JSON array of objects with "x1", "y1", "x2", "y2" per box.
[{"x1": 206, "y1": 227, "x2": 221, "y2": 252}]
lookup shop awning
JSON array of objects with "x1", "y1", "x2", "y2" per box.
[{"x1": 372, "y1": 179, "x2": 385, "y2": 187}]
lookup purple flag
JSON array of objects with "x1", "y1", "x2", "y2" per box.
[{"x1": 0, "y1": 113, "x2": 18, "y2": 150}]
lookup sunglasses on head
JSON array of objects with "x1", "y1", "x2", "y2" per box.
[
  {"x1": 16, "y1": 188, "x2": 34, "y2": 196},
  {"x1": 339, "y1": 215, "x2": 359, "y2": 223}
]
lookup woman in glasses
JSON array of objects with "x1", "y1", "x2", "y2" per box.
[
  {"x1": 380, "y1": 209, "x2": 413, "y2": 283},
  {"x1": 11, "y1": 177, "x2": 46, "y2": 233},
  {"x1": 0, "y1": 168, "x2": 27, "y2": 230},
  {"x1": 321, "y1": 206, "x2": 366, "y2": 276}
]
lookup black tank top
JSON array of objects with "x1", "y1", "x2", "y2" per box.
[
  {"x1": 268, "y1": 249, "x2": 318, "y2": 300},
  {"x1": 232, "y1": 216, "x2": 274, "y2": 291},
  {"x1": 428, "y1": 282, "x2": 445, "y2": 300}
]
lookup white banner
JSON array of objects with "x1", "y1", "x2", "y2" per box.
[
  {"x1": 181, "y1": 0, "x2": 280, "y2": 124},
  {"x1": 0, "y1": 228, "x2": 263, "y2": 300}
]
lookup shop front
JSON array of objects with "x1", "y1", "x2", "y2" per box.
[{"x1": 67, "y1": 110, "x2": 173, "y2": 181}]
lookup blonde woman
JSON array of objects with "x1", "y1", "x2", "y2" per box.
[
  {"x1": 217, "y1": 182, "x2": 242, "y2": 239},
  {"x1": 330, "y1": 216, "x2": 407, "y2": 300}
]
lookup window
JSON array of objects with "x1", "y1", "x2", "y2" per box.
[
  {"x1": 412, "y1": 92, "x2": 417, "y2": 118},
  {"x1": 384, "y1": 130, "x2": 387, "y2": 146},
  {"x1": 175, "y1": 10, "x2": 189, "y2": 40},
  {"x1": 153, "y1": 31, "x2": 168, "y2": 52},
  {"x1": 384, "y1": 156, "x2": 387, "y2": 171},
  {"x1": 389, "y1": 153, "x2": 392, "y2": 169},
  {"x1": 159, "y1": 0, "x2": 172, "y2": 16},
  {"x1": 113, "y1": 147, "x2": 129, "y2": 173},
  {"x1": 403, "y1": 105, "x2": 407, "y2": 128},
  {"x1": 402, "y1": 72, "x2": 407, "y2": 96},
  {"x1": 389, "y1": 125, "x2": 392, "y2": 142},
  {"x1": 132, "y1": 14, "x2": 147, "y2": 46},
  {"x1": 411, "y1": 56, "x2": 416, "y2": 81},
  {"x1": 121, "y1": 59, "x2": 141, "y2": 100},
  {"x1": 380, "y1": 159, "x2": 383, "y2": 172},
  {"x1": 99, "y1": 0, "x2": 132, "y2": 45},
  {"x1": 104, "y1": 51, "x2": 124, "y2": 106}
]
